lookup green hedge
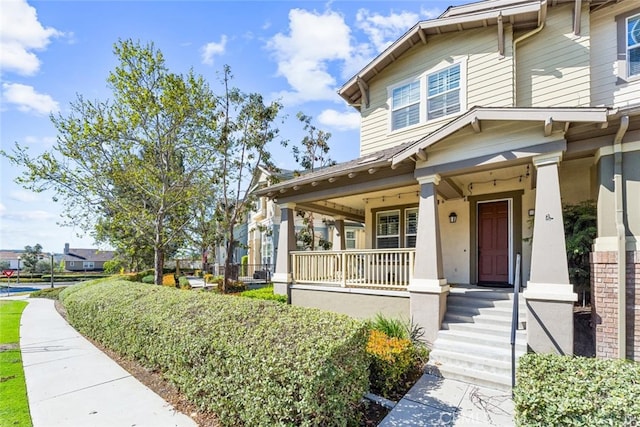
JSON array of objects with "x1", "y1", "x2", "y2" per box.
[
  {"x1": 59, "y1": 280, "x2": 369, "y2": 426},
  {"x1": 240, "y1": 285, "x2": 286, "y2": 303},
  {"x1": 515, "y1": 353, "x2": 640, "y2": 426}
]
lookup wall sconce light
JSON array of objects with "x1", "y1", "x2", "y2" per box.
[
  {"x1": 528, "y1": 209, "x2": 535, "y2": 217},
  {"x1": 449, "y1": 212, "x2": 457, "y2": 223}
]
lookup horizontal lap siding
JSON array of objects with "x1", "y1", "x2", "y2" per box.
[
  {"x1": 517, "y1": 4, "x2": 590, "y2": 107},
  {"x1": 590, "y1": 1, "x2": 640, "y2": 108},
  {"x1": 360, "y1": 26, "x2": 514, "y2": 156}
]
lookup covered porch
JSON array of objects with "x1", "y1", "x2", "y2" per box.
[{"x1": 257, "y1": 107, "x2": 611, "y2": 353}]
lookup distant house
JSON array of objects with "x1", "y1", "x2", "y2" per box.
[{"x1": 63, "y1": 243, "x2": 115, "y2": 272}]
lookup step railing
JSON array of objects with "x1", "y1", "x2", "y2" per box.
[{"x1": 511, "y1": 252, "x2": 522, "y2": 394}]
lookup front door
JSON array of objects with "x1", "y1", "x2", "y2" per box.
[{"x1": 478, "y1": 200, "x2": 509, "y2": 284}]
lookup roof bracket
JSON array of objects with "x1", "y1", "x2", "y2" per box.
[
  {"x1": 471, "y1": 117, "x2": 482, "y2": 133},
  {"x1": 418, "y1": 28, "x2": 427, "y2": 44},
  {"x1": 544, "y1": 117, "x2": 553, "y2": 137},
  {"x1": 356, "y1": 77, "x2": 370, "y2": 109},
  {"x1": 416, "y1": 149, "x2": 428, "y2": 161},
  {"x1": 573, "y1": 0, "x2": 582, "y2": 36},
  {"x1": 497, "y1": 13, "x2": 504, "y2": 56}
]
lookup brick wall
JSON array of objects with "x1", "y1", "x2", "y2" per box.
[{"x1": 591, "y1": 251, "x2": 640, "y2": 360}]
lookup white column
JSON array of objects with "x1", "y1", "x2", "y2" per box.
[{"x1": 272, "y1": 203, "x2": 296, "y2": 295}]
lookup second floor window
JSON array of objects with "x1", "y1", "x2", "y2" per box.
[
  {"x1": 628, "y1": 14, "x2": 640, "y2": 77},
  {"x1": 428, "y1": 64, "x2": 461, "y2": 120},
  {"x1": 391, "y1": 81, "x2": 420, "y2": 131}
]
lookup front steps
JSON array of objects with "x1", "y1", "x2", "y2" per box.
[{"x1": 426, "y1": 286, "x2": 527, "y2": 391}]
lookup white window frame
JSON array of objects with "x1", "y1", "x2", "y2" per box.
[
  {"x1": 627, "y1": 13, "x2": 640, "y2": 78},
  {"x1": 83, "y1": 261, "x2": 94, "y2": 269},
  {"x1": 387, "y1": 59, "x2": 466, "y2": 133},
  {"x1": 389, "y1": 79, "x2": 421, "y2": 131},
  {"x1": 376, "y1": 210, "x2": 401, "y2": 249},
  {"x1": 261, "y1": 232, "x2": 273, "y2": 266},
  {"x1": 405, "y1": 208, "x2": 418, "y2": 248},
  {"x1": 69, "y1": 261, "x2": 75, "y2": 267},
  {"x1": 427, "y1": 63, "x2": 462, "y2": 120},
  {"x1": 345, "y1": 230, "x2": 357, "y2": 249}
]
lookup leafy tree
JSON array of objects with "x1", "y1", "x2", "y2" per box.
[
  {"x1": 291, "y1": 112, "x2": 335, "y2": 250},
  {"x1": 563, "y1": 201, "x2": 597, "y2": 298},
  {"x1": 3, "y1": 40, "x2": 219, "y2": 285},
  {"x1": 213, "y1": 65, "x2": 283, "y2": 292},
  {"x1": 0, "y1": 260, "x2": 10, "y2": 270},
  {"x1": 21, "y1": 244, "x2": 43, "y2": 273},
  {"x1": 35, "y1": 259, "x2": 53, "y2": 274}
]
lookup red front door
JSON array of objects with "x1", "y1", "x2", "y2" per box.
[{"x1": 478, "y1": 201, "x2": 509, "y2": 284}]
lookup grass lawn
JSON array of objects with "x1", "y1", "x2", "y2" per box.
[{"x1": 0, "y1": 300, "x2": 32, "y2": 427}]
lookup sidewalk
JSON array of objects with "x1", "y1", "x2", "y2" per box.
[
  {"x1": 18, "y1": 297, "x2": 197, "y2": 427},
  {"x1": 379, "y1": 373, "x2": 515, "y2": 426}
]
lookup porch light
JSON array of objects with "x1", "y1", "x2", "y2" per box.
[
  {"x1": 449, "y1": 212, "x2": 457, "y2": 223},
  {"x1": 528, "y1": 209, "x2": 535, "y2": 217}
]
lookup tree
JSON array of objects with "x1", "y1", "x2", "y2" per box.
[
  {"x1": 21, "y1": 244, "x2": 43, "y2": 273},
  {"x1": 0, "y1": 260, "x2": 10, "y2": 270},
  {"x1": 564, "y1": 201, "x2": 597, "y2": 303},
  {"x1": 291, "y1": 112, "x2": 335, "y2": 250},
  {"x1": 3, "y1": 40, "x2": 219, "y2": 285},
  {"x1": 213, "y1": 65, "x2": 283, "y2": 292}
]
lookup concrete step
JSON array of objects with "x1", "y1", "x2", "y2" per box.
[
  {"x1": 443, "y1": 311, "x2": 526, "y2": 329},
  {"x1": 447, "y1": 294, "x2": 526, "y2": 309},
  {"x1": 441, "y1": 321, "x2": 527, "y2": 338},
  {"x1": 436, "y1": 329, "x2": 527, "y2": 352},
  {"x1": 425, "y1": 362, "x2": 514, "y2": 392}
]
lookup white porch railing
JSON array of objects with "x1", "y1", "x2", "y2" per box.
[{"x1": 291, "y1": 249, "x2": 416, "y2": 290}]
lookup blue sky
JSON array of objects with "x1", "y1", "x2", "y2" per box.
[{"x1": 0, "y1": 0, "x2": 467, "y2": 254}]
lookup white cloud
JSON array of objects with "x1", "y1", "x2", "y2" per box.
[
  {"x1": 0, "y1": 0, "x2": 63, "y2": 76},
  {"x1": 0, "y1": 208, "x2": 55, "y2": 221},
  {"x1": 24, "y1": 135, "x2": 56, "y2": 146},
  {"x1": 355, "y1": 9, "x2": 420, "y2": 53},
  {"x1": 201, "y1": 35, "x2": 228, "y2": 65},
  {"x1": 2, "y1": 82, "x2": 59, "y2": 115},
  {"x1": 9, "y1": 190, "x2": 38, "y2": 203},
  {"x1": 266, "y1": 8, "x2": 353, "y2": 105},
  {"x1": 318, "y1": 108, "x2": 360, "y2": 131}
]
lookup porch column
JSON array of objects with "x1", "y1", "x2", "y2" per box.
[
  {"x1": 332, "y1": 216, "x2": 346, "y2": 251},
  {"x1": 524, "y1": 152, "x2": 577, "y2": 355},
  {"x1": 409, "y1": 174, "x2": 449, "y2": 345},
  {"x1": 273, "y1": 203, "x2": 296, "y2": 296}
]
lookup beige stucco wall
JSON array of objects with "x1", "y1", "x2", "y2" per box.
[
  {"x1": 359, "y1": 25, "x2": 514, "y2": 156},
  {"x1": 516, "y1": 3, "x2": 591, "y2": 108},
  {"x1": 290, "y1": 286, "x2": 410, "y2": 321},
  {"x1": 438, "y1": 198, "x2": 470, "y2": 284},
  {"x1": 590, "y1": 2, "x2": 640, "y2": 109},
  {"x1": 559, "y1": 157, "x2": 593, "y2": 205}
]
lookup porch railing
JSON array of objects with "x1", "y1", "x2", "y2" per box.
[{"x1": 291, "y1": 249, "x2": 416, "y2": 290}]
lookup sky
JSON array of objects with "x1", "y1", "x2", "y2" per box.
[{"x1": 0, "y1": 0, "x2": 468, "y2": 254}]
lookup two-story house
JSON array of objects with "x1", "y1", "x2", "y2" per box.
[{"x1": 257, "y1": 0, "x2": 640, "y2": 389}]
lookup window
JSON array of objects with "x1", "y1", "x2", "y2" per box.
[
  {"x1": 628, "y1": 14, "x2": 640, "y2": 77},
  {"x1": 405, "y1": 208, "x2": 418, "y2": 248},
  {"x1": 376, "y1": 210, "x2": 400, "y2": 249},
  {"x1": 391, "y1": 81, "x2": 420, "y2": 131},
  {"x1": 427, "y1": 64, "x2": 461, "y2": 120},
  {"x1": 69, "y1": 261, "x2": 75, "y2": 267},
  {"x1": 261, "y1": 232, "x2": 273, "y2": 266},
  {"x1": 83, "y1": 261, "x2": 94, "y2": 269},
  {"x1": 345, "y1": 230, "x2": 356, "y2": 249}
]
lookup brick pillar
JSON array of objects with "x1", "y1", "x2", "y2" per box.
[{"x1": 592, "y1": 250, "x2": 640, "y2": 360}]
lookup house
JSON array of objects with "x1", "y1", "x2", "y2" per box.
[
  {"x1": 256, "y1": 0, "x2": 640, "y2": 388},
  {"x1": 246, "y1": 167, "x2": 365, "y2": 279},
  {"x1": 63, "y1": 243, "x2": 115, "y2": 272}
]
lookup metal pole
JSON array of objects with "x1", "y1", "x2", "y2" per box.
[
  {"x1": 50, "y1": 253, "x2": 54, "y2": 288},
  {"x1": 17, "y1": 256, "x2": 21, "y2": 284}
]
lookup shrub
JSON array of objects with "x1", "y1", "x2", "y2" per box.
[
  {"x1": 367, "y1": 313, "x2": 409, "y2": 340},
  {"x1": 515, "y1": 353, "x2": 640, "y2": 425},
  {"x1": 162, "y1": 273, "x2": 176, "y2": 287},
  {"x1": 240, "y1": 285, "x2": 287, "y2": 303},
  {"x1": 203, "y1": 273, "x2": 216, "y2": 284},
  {"x1": 30, "y1": 287, "x2": 67, "y2": 300},
  {"x1": 177, "y1": 276, "x2": 191, "y2": 290},
  {"x1": 141, "y1": 275, "x2": 155, "y2": 284},
  {"x1": 366, "y1": 330, "x2": 414, "y2": 397},
  {"x1": 59, "y1": 280, "x2": 369, "y2": 426}
]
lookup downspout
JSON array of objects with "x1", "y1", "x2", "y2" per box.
[
  {"x1": 512, "y1": 0, "x2": 547, "y2": 106},
  {"x1": 614, "y1": 115, "x2": 629, "y2": 359}
]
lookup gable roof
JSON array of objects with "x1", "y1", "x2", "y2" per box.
[
  {"x1": 391, "y1": 106, "x2": 611, "y2": 166},
  {"x1": 64, "y1": 248, "x2": 115, "y2": 263},
  {"x1": 338, "y1": 0, "x2": 612, "y2": 108}
]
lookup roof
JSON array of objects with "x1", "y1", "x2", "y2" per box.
[
  {"x1": 64, "y1": 248, "x2": 115, "y2": 262},
  {"x1": 338, "y1": 0, "x2": 612, "y2": 107},
  {"x1": 391, "y1": 106, "x2": 611, "y2": 166}
]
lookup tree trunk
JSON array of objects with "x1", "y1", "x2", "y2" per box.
[{"x1": 154, "y1": 216, "x2": 164, "y2": 286}]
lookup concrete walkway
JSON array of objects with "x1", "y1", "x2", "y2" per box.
[
  {"x1": 18, "y1": 297, "x2": 197, "y2": 427},
  {"x1": 379, "y1": 373, "x2": 515, "y2": 426}
]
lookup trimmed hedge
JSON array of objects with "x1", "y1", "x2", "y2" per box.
[
  {"x1": 240, "y1": 285, "x2": 287, "y2": 303},
  {"x1": 59, "y1": 280, "x2": 369, "y2": 426},
  {"x1": 515, "y1": 353, "x2": 640, "y2": 426}
]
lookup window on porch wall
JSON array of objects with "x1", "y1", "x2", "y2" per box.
[
  {"x1": 345, "y1": 230, "x2": 356, "y2": 249},
  {"x1": 405, "y1": 208, "x2": 418, "y2": 248},
  {"x1": 376, "y1": 210, "x2": 400, "y2": 248}
]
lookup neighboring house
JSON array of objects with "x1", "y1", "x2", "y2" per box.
[
  {"x1": 63, "y1": 243, "x2": 115, "y2": 272},
  {"x1": 256, "y1": 0, "x2": 640, "y2": 388},
  {"x1": 246, "y1": 167, "x2": 365, "y2": 278}
]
